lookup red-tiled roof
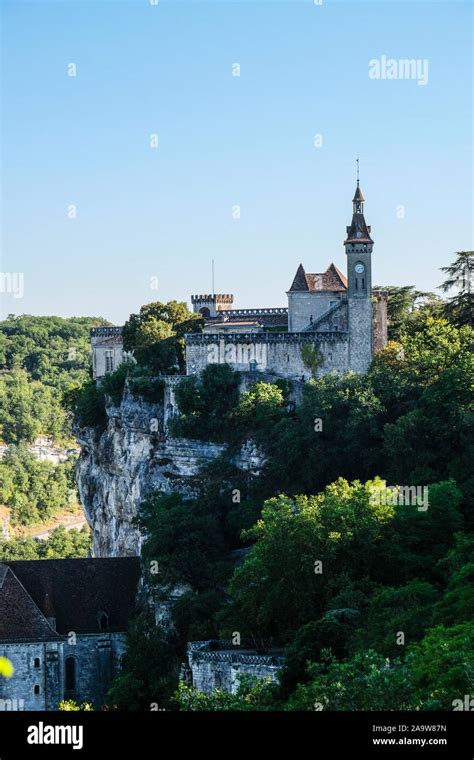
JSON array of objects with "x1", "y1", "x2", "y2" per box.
[{"x1": 288, "y1": 263, "x2": 347, "y2": 293}]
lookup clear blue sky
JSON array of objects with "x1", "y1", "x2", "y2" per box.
[{"x1": 1, "y1": 0, "x2": 472, "y2": 324}]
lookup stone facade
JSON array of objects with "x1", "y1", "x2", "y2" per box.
[
  {"x1": 372, "y1": 291, "x2": 389, "y2": 354},
  {"x1": 90, "y1": 181, "x2": 387, "y2": 382},
  {"x1": 287, "y1": 290, "x2": 345, "y2": 332},
  {"x1": 91, "y1": 327, "x2": 133, "y2": 380},
  {"x1": 61, "y1": 633, "x2": 126, "y2": 706},
  {"x1": 0, "y1": 642, "x2": 61, "y2": 711},
  {"x1": 0, "y1": 559, "x2": 140, "y2": 711},
  {"x1": 0, "y1": 635, "x2": 126, "y2": 711},
  {"x1": 185, "y1": 331, "x2": 350, "y2": 380},
  {"x1": 185, "y1": 641, "x2": 284, "y2": 695}
]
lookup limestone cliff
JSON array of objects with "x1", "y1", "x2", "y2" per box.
[{"x1": 75, "y1": 386, "x2": 264, "y2": 558}]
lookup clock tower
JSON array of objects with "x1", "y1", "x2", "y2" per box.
[{"x1": 344, "y1": 177, "x2": 374, "y2": 372}]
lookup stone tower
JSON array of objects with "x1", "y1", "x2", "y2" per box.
[
  {"x1": 344, "y1": 180, "x2": 374, "y2": 373},
  {"x1": 191, "y1": 294, "x2": 234, "y2": 318}
]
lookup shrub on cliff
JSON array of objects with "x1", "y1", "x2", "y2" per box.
[
  {"x1": 170, "y1": 363, "x2": 241, "y2": 441},
  {"x1": 100, "y1": 361, "x2": 133, "y2": 405},
  {"x1": 74, "y1": 380, "x2": 106, "y2": 430},
  {"x1": 122, "y1": 300, "x2": 203, "y2": 374}
]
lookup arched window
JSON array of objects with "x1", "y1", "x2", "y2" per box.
[
  {"x1": 34, "y1": 657, "x2": 40, "y2": 668},
  {"x1": 98, "y1": 612, "x2": 109, "y2": 631},
  {"x1": 199, "y1": 307, "x2": 210, "y2": 318},
  {"x1": 65, "y1": 656, "x2": 76, "y2": 692},
  {"x1": 34, "y1": 685, "x2": 40, "y2": 695}
]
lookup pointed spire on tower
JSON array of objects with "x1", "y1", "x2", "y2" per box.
[
  {"x1": 352, "y1": 156, "x2": 365, "y2": 209},
  {"x1": 345, "y1": 161, "x2": 373, "y2": 244}
]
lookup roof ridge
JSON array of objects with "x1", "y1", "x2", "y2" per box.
[{"x1": 0, "y1": 563, "x2": 8, "y2": 589}]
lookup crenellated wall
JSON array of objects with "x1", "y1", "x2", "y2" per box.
[
  {"x1": 185, "y1": 331, "x2": 350, "y2": 379},
  {"x1": 186, "y1": 642, "x2": 284, "y2": 695}
]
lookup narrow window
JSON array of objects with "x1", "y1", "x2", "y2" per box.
[
  {"x1": 65, "y1": 657, "x2": 76, "y2": 692},
  {"x1": 34, "y1": 685, "x2": 40, "y2": 695},
  {"x1": 99, "y1": 612, "x2": 109, "y2": 631},
  {"x1": 34, "y1": 657, "x2": 40, "y2": 668},
  {"x1": 362, "y1": 278, "x2": 365, "y2": 290},
  {"x1": 105, "y1": 350, "x2": 114, "y2": 373},
  {"x1": 355, "y1": 279, "x2": 358, "y2": 291}
]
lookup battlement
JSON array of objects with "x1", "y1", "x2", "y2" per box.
[
  {"x1": 219, "y1": 307, "x2": 288, "y2": 317},
  {"x1": 90, "y1": 326, "x2": 123, "y2": 338},
  {"x1": 185, "y1": 330, "x2": 349, "y2": 345},
  {"x1": 191, "y1": 294, "x2": 234, "y2": 303},
  {"x1": 185, "y1": 640, "x2": 284, "y2": 694}
]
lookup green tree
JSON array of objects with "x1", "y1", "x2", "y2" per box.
[
  {"x1": 408, "y1": 622, "x2": 474, "y2": 709},
  {"x1": 107, "y1": 613, "x2": 180, "y2": 711},
  {"x1": 139, "y1": 492, "x2": 232, "y2": 591},
  {"x1": 440, "y1": 251, "x2": 473, "y2": 327},
  {"x1": 266, "y1": 374, "x2": 384, "y2": 495},
  {"x1": 0, "y1": 446, "x2": 76, "y2": 526},
  {"x1": 171, "y1": 363, "x2": 241, "y2": 441},
  {"x1": 373, "y1": 285, "x2": 441, "y2": 341},
  {"x1": 173, "y1": 676, "x2": 278, "y2": 711},
  {"x1": 285, "y1": 650, "x2": 417, "y2": 711},
  {"x1": 228, "y1": 479, "x2": 394, "y2": 642},
  {"x1": 353, "y1": 580, "x2": 439, "y2": 657},
  {"x1": 122, "y1": 301, "x2": 203, "y2": 373}
]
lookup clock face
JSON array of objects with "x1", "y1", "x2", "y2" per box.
[{"x1": 355, "y1": 263, "x2": 365, "y2": 274}]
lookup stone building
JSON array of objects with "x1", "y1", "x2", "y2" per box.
[
  {"x1": 0, "y1": 558, "x2": 141, "y2": 710},
  {"x1": 91, "y1": 326, "x2": 132, "y2": 380},
  {"x1": 91, "y1": 181, "x2": 387, "y2": 380},
  {"x1": 185, "y1": 641, "x2": 284, "y2": 695}
]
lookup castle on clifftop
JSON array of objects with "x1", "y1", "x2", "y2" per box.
[{"x1": 91, "y1": 181, "x2": 388, "y2": 380}]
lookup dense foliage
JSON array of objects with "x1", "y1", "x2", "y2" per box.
[
  {"x1": 0, "y1": 315, "x2": 107, "y2": 443},
  {"x1": 0, "y1": 525, "x2": 91, "y2": 560},
  {"x1": 122, "y1": 300, "x2": 203, "y2": 374},
  {"x1": 0, "y1": 445, "x2": 77, "y2": 526},
  {"x1": 119, "y1": 303, "x2": 474, "y2": 711}
]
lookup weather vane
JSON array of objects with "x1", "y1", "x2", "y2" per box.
[{"x1": 356, "y1": 154, "x2": 360, "y2": 184}]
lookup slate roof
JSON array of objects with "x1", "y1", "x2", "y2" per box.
[
  {"x1": 94, "y1": 335, "x2": 124, "y2": 347},
  {"x1": 352, "y1": 183, "x2": 365, "y2": 202},
  {"x1": 345, "y1": 213, "x2": 374, "y2": 244},
  {"x1": 211, "y1": 311, "x2": 289, "y2": 328},
  {"x1": 288, "y1": 263, "x2": 348, "y2": 293},
  {"x1": 4, "y1": 558, "x2": 141, "y2": 637},
  {"x1": 0, "y1": 564, "x2": 60, "y2": 642}
]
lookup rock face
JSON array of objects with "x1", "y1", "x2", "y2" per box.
[{"x1": 75, "y1": 387, "x2": 264, "y2": 558}]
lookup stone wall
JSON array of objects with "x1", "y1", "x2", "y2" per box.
[
  {"x1": 90, "y1": 327, "x2": 128, "y2": 380},
  {"x1": 288, "y1": 291, "x2": 344, "y2": 331},
  {"x1": 187, "y1": 643, "x2": 284, "y2": 695},
  {"x1": 348, "y1": 296, "x2": 373, "y2": 373},
  {"x1": 186, "y1": 332, "x2": 350, "y2": 380},
  {"x1": 0, "y1": 635, "x2": 126, "y2": 711},
  {"x1": 0, "y1": 642, "x2": 62, "y2": 711},
  {"x1": 62, "y1": 633, "x2": 126, "y2": 707},
  {"x1": 372, "y1": 291, "x2": 389, "y2": 354}
]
